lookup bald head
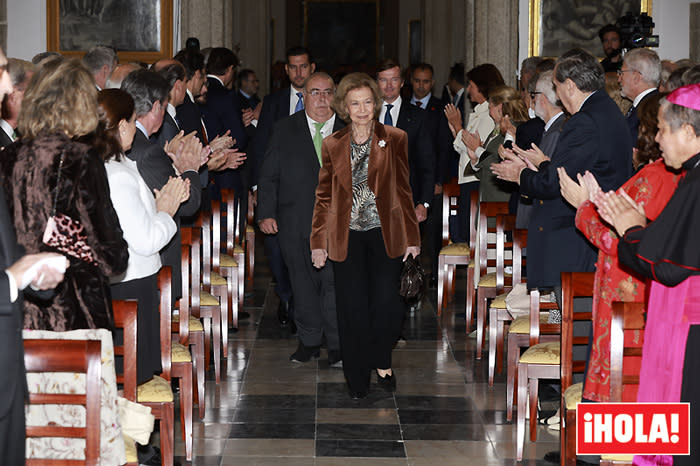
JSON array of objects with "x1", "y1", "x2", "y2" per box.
[
  {"x1": 152, "y1": 58, "x2": 179, "y2": 72},
  {"x1": 107, "y1": 63, "x2": 141, "y2": 89}
]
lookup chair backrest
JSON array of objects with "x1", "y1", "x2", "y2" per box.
[
  {"x1": 210, "y1": 199, "x2": 223, "y2": 270},
  {"x1": 559, "y1": 272, "x2": 595, "y2": 393},
  {"x1": 495, "y1": 214, "x2": 520, "y2": 290},
  {"x1": 181, "y1": 226, "x2": 202, "y2": 313},
  {"x1": 196, "y1": 211, "x2": 213, "y2": 290},
  {"x1": 610, "y1": 301, "x2": 645, "y2": 402},
  {"x1": 113, "y1": 299, "x2": 138, "y2": 400},
  {"x1": 221, "y1": 188, "x2": 242, "y2": 251},
  {"x1": 441, "y1": 179, "x2": 460, "y2": 247},
  {"x1": 24, "y1": 338, "x2": 102, "y2": 466},
  {"x1": 157, "y1": 266, "x2": 173, "y2": 380},
  {"x1": 477, "y1": 201, "x2": 510, "y2": 277}
]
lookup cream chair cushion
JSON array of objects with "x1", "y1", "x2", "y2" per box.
[
  {"x1": 564, "y1": 382, "x2": 582, "y2": 410},
  {"x1": 137, "y1": 375, "x2": 174, "y2": 402},
  {"x1": 172, "y1": 342, "x2": 192, "y2": 363},
  {"x1": 246, "y1": 225, "x2": 254, "y2": 233},
  {"x1": 478, "y1": 272, "x2": 512, "y2": 287},
  {"x1": 220, "y1": 254, "x2": 238, "y2": 267},
  {"x1": 508, "y1": 313, "x2": 550, "y2": 334},
  {"x1": 200, "y1": 290, "x2": 219, "y2": 306},
  {"x1": 123, "y1": 434, "x2": 138, "y2": 463},
  {"x1": 172, "y1": 314, "x2": 204, "y2": 332},
  {"x1": 233, "y1": 244, "x2": 244, "y2": 253},
  {"x1": 489, "y1": 293, "x2": 507, "y2": 309},
  {"x1": 519, "y1": 341, "x2": 560, "y2": 364},
  {"x1": 600, "y1": 454, "x2": 634, "y2": 462},
  {"x1": 439, "y1": 242, "x2": 470, "y2": 256},
  {"x1": 210, "y1": 272, "x2": 227, "y2": 286}
]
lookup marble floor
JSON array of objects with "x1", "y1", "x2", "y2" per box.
[{"x1": 171, "y1": 259, "x2": 559, "y2": 465}]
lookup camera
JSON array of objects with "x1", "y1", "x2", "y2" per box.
[{"x1": 616, "y1": 12, "x2": 659, "y2": 49}]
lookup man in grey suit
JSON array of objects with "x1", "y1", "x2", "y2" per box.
[{"x1": 257, "y1": 72, "x2": 344, "y2": 366}]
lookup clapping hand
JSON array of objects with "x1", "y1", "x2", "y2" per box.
[
  {"x1": 444, "y1": 104, "x2": 463, "y2": 137},
  {"x1": 165, "y1": 132, "x2": 205, "y2": 173},
  {"x1": 491, "y1": 150, "x2": 527, "y2": 184},
  {"x1": 557, "y1": 167, "x2": 588, "y2": 209},
  {"x1": 209, "y1": 130, "x2": 233, "y2": 152},
  {"x1": 593, "y1": 189, "x2": 647, "y2": 236},
  {"x1": 154, "y1": 176, "x2": 190, "y2": 216},
  {"x1": 512, "y1": 143, "x2": 550, "y2": 169}
]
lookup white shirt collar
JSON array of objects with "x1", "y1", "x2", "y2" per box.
[
  {"x1": 136, "y1": 120, "x2": 149, "y2": 138},
  {"x1": 411, "y1": 93, "x2": 431, "y2": 108},
  {"x1": 633, "y1": 87, "x2": 657, "y2": 108},
  {"x1": 186, "y1": 88, "x2": 194, "y2": 101},
  {"x1": 240, "y1": 89, "x2": 252, "y2": 99},
  {"x1": 380, "y1": 95, "x2": 402, "y2": 123},
  {"x1": 289, "y1": 86, "x2": 304, "y2": 116},
  {"x1": 207, "y1": 75, "x2": 225, "y2": 87},
  {"x1": 454, "y1": 87, "x2": 465, "y2": 101},
  {"x1": 0, "y1": 120, "x2": 14, "y2": 141},
  {"x1": 305, "y1": 112, "x2": 336, "y2": 139},
  {"x1": 545, "y1": 111, "x2": 564, "y2": 131},
  {"x1": 166, "y1": 103, "x2": 177, "y2": 124}
]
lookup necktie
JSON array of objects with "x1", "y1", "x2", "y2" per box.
[
  {"x1": 313, "y1": 121, "x2": 324, "y2": 166},
  {"x1": 384, "y1": 104, "x2": 394, "y2": 126},
  {"x1": 453, "y1": 93, "x2": 459, "y2": 106},
  {"x1": 414, "y1": 101, "x2": 422, "y2": 108},
  {"x1": 294, "y1": 92, "x2": 304, "y2": 113},
  {"x1": 11, "y1": 129, "x2": 17, "y2": 141}
]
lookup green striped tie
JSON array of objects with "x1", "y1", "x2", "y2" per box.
[{"x1": 313, "y1": 121, "x2": 324, "y2": 166}]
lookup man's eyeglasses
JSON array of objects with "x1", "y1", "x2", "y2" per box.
[
  {"x1": 529, "y1": 91, "x2": 543, "y2": 99},
  {"x1": 307, "y1": 89, "x2": 334, "y2": 97},
  {"x1": 617, "y1": 69, "x2": 638, "y2": 77}
]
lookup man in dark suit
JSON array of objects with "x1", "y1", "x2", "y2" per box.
[
  {"x1": 174, "y1": 48, "x2": 209, "y2": 144},
  {"x1": 258, "y1": 72, "x2": 344, "y2": 365},
  {"x1": 0, "y1": 58, "x2": 34, "y2": 149},
  {"x1": 493, "y1": 48, "x2": 632, "y2": 297},
  {"x1": 619, "y1": 48, "x2": 661, "y2": 146},
  {"x1": 199, "y1": 47, "x2": 250, "y2": 203},
  {"x1": 409, "y1": 62, "x2": 454, "y2": 284},
  {"x1": 151, "y1": 60, "x2": 188, "y2": 148},
  {"x1": 251, "y1": 46, "x2": 316, "y2": 328},
  {"x1": 121, "y1": 69, "x2": 203, "y2": 299},
  {"x1": 377, "y1": 59, "x2": 435, "y2": 224},
  {"x1": 237, "y1": 69, "x2": 261, "y2": 112},
  {"x1": 0, "y1": 48, "x2": 67, "y2": 464}
]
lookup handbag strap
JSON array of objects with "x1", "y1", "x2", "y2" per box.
[{"x1": 49, "y1": 150, "x2": 65, "y2": 217}]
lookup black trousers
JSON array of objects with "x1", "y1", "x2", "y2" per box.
[
  {"x1": 279, "y1": 234, "x2": 339, "y2": 350},
  {"x1": 0, "y1": 370, "x2": 25, "y2": 465},
  {"x1": 332, "y1": 228, "x2": 405, "y2": 393}
]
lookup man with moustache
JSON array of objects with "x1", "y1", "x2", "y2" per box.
[{"x1": 258, "y1": 72, "x2": 344, "y2": 365}]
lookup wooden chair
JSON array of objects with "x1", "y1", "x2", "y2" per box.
[
  {"x1": 487, "y1": 214, "x2": 522, "y2": 386},
  {"x1": 474, "y1": 201, "x2": 511, "y2": 359},
  {"x1": 515, "y1": 271, "x2": 594, "y2": 461},
  {"x1": 24, "y1": 339, "x2": 102, "y2": 466},
  {"x1": 158, "y1": 267, "x2": 193, "y2": 461},
  {"x1": 211, "y1": 199, "x2": 241, "y2": 330},
  {"x1": 436, "y1": 180, "x2": 476, "y2": 314},
  {"x1": 177, "y1": 239, "x2": 207, "y2": 419},
  {"x1": 221, "y1": 188, "x2": 246, "y2": 317},
  {"x1": 246, "y1": 196, "x2": 256, "y2": 289},
  {"x1": 598, "y1": 301, "x2": 645, "y2": 466},
  {"x1": 198, "y1": 210, "x2": 231, "y2": 356},
  {"x1": 559, "y1": 272, "x2": 595, "y2": 466},
  {"x1": 113, "y1": 299, "x2": 175, "y2": 466},
  {"x1": 183, "y1": 226, "x2": 223, "y2": 383}
]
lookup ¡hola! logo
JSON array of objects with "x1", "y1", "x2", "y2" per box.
[{"x1": 576, "y1": 403, "x2": 690, "y2": 456}]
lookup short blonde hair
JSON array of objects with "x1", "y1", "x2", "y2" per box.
[
  {"x1": 488, "y1": 85, "x2": 529, "y2": 123},
  {"x1": 18, "y1": 58, "x2": 98, "y2": 139},
  {"x1": 332, "y1": 72, "x2": 383, "y2": 123}
]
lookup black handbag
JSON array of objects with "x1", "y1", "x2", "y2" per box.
[{"x1": 399, "y1": 255, "x2": 425, "y2": 299}]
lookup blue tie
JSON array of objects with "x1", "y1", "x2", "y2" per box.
[
  {"x1": 384, "y1": 104, "x2": 394, "y2": 126},
  {"x1": 294, "y1": 92, "x2": 304, "y2": 113}
]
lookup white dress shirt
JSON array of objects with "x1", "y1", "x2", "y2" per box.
[
  {"x1": 379, "y1": 95, "x2": 402, "y2": 125},
  {"x1": 411, "y1": 93, "x2": 431, "y2": 108},
  {"x1": 305, "y1": 113, "x2": 336, "y2": 143},
  {"x1": 289, "y1": 86, "x2": 304, "y2": 116},
  {"x1": 105, "y1": 156, "x2": 177, "y2": 283}
]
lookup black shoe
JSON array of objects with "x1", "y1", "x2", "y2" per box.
[
  {"x1": 137, "y1": 445, "x2": 161, "y2": 465},
  {"x1": 377, "y1": 371, "x2": 396, "y2": 392},
  {"x1": 543, "y1": 451, "x2": 560, "y2": 464},
  {"x1": 239, "y1": 310, "x2": 251, "y2": 320},
  {"x1": 277, "y1": 300, "x2": 289, "y2": 325},
  {"x1": 349, "y1": 389, "x2": 368, "y2": 399},
  {"x1": 327, "y1": 350, "x2": 342, "y2": 368},
  {"x1": 289, "y1": 320, "x2": 297, "y2": 336},
  {"x1": 289, "y1": 342, "x2": 320, "y2": 363}
]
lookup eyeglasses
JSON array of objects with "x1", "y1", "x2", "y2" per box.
[
  {"x1": 529, "y1": 91, "x2": 543, "y2": 99},
  {"x1": 617, "y1": 68, "x2": 638, "y2": 76},
  {"x1": 307, "y1": 89, "x2": 334, "y2": 97}
]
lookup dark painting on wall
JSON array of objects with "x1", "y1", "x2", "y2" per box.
[
  {"x1": 533, "y1": 0, "x2": 647, "y2": 57},
  {"x1": 306, "y1": 0, "x2": 378, "y2": 75},
  {"x1": 47, "y1": 0, "x2": 172, "y2": 62}
]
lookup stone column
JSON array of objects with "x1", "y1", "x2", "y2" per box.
[{"x1": 423, "y1": 0, "x2": 467, "y2": 89}]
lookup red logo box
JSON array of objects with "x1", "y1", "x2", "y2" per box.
[{"x1": 576, "y1": 403, "x2": 690, "y2": 456}]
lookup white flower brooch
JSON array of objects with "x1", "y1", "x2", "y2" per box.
[{"x1": 378, "y1": 139, "x2": 386, "y2": 148}]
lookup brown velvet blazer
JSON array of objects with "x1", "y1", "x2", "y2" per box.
[{"x1": 310, "y1": 122, "x2": 420, "y2": 262}]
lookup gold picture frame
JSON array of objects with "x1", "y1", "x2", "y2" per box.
[
  {"x1": 528, "y1": 0, "x2": 652, "y2": 57},
  {"x1": 46, "y1": 0, "x2": 173, "y2": 63}
]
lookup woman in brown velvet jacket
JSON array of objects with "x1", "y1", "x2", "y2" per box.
[
  {"x1": 310, "y1": 72, "x2": 420, "y2": 399},
  {"x1": 0, "y1": 59, "x2": 128, "y2": 331}
]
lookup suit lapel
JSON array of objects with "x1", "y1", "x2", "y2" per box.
[
  {"x1": 368, "y1": 123, "x2": 388, "y2": 194},
  {"x1": 293, "y1": 112, "x2": 320, "y2": 170},
  {"x1": 330, "y1": 126, "x2": 352, "y2": 194}
]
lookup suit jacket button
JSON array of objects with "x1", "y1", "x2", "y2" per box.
[{"x1": 539, "y1": 227, "x2": 544, "y2": 232}]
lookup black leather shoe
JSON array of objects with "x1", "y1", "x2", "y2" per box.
[
  {"x1": 327, "y1": 350, "x2": 342, "y2": 368},
  {"x1": 377, "y1": 371, "x2": 396, "y2": 392},
  {"x1": 543, "y1": 451, "x2": 560, "y2": 464},
  {"x1": 277, "y1": 300, "x2": 289, "y2": 325},
  {"x1": 289, "y1": 342, "x2": 320, "y2": 363},
  {"x1": 238, "y1": 310, "x2": 251, "y2": 320}
]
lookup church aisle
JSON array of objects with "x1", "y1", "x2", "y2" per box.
[{"x1": 173, "y1": 265, "x2": 557, "y2": 465}]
